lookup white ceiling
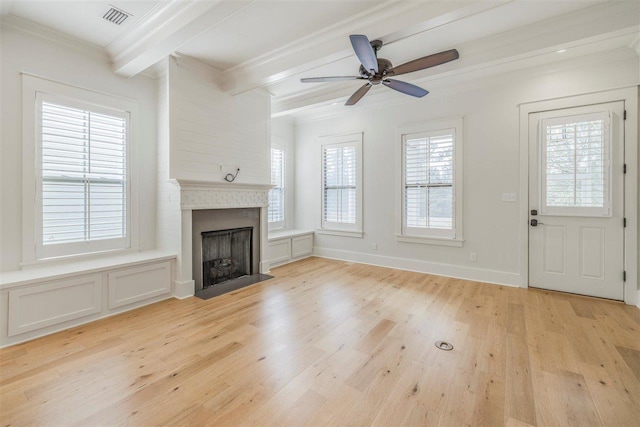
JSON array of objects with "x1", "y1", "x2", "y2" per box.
[
  {"x1": 3, "y1": 0, "x2": 638, "y2": 115},
  {"x1": 177, "y1": 0, "x2": 387, "y2": 71},
  {"x1": 265, "y1": 0, "x2": 607, "y2": 98},
  {"x1": 7, "y1": 0, "x2": 162, "y2": 47}
]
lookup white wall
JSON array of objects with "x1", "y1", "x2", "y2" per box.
[
  {"x1": 154, "y1": 56, "x2": 273, "y2": 295},
  {"x1": 294, "y1": 54, "x2": 639, "y2": 286},
  {"x1": 0, "y1": 23, "x2": 158, "y2": 272},
  {"x1": 156, "y1": 59, "x2": 181, "y2": 255},
  {"x1": 168, "y1": 56, "x2": 270, "y2": 184},
  {"x1": 271, "y1": 116, "x2": 296, "y2": 230}
]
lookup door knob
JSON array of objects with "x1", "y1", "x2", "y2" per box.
[{"x1": 530, "y1": 219, "x2": 544, "y2": 226}]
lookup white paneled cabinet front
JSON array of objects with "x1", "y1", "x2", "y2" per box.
[
  {"x1": 292, "y1": 235, "x2": 313, "y2": 258},
  {"x1": 268, "y1": 239, "x2": 291, "y2": 266},
  {"x1": 108, "y1": 262, "x2": 172, "y2": 309},
  {"x1": 267, "y1": 231, "x2": 313, "y2": 268},
  {"x1": 2, "y1": 255, "x2": 175, "y2": 346},
  {"x1": 8, "y1": 275, "x2": 102, "y2": 336}
]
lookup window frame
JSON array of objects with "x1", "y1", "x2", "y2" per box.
[
  {"x1": 319, "y1": 132, "x2": 363, "y2": 238},
  {"x1": 539, "y1": 111, "x2": 612, "y2": 217},
  {"x1": 396, "y1": 118, "x2": 464, "y2": 247},
  {"x1": 22, "y1": 74, "x2": 139, "y2": 265},
  {"x1": 268, "y1": 146, "x2": 286, "y2": 230}
]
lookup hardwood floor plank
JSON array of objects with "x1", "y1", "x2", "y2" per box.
[
  {"x1": 0, "y1": 257, "x2": 638, "y2": 426},
  {"x1": 505, "y1": 333, "x2": 537, "y2": 426},
  {"x1": 616, "y1": 346, "x2": 640, "y2": 382}
]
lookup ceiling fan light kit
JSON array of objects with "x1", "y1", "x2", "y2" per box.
[{"x1": 301, "y1": 34, "x2": 459, "y2": 106}]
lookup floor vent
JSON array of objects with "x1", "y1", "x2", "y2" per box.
[
  {"x1": 102, "y1": 6, "x2": 131, "y2": 25},
  {"x1": 435, "y1": 341, "x2": 454, "y2": 351}
]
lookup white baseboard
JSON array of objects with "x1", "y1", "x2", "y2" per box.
[
  {"x1": 259, "y1": 261, "x2": 271, "y2": 274},
  {"x1": 312, "y1": 247, "x2": 522, "y2": 288},
  {"x1": 173, "y1": 279, "x2": 195, "y2": 299},
  {"x1": 637, "y1": 290, "x2": 640, "y2": 309}
]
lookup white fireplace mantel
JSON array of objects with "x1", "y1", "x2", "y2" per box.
[
  {"x1": 169, "y1": 179, "x2": 273, "y2": 299},
  {"x1": 173, "y1": 179, "x2": 273, "y2": 210}
]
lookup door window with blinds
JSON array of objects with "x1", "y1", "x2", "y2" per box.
[
  {"x1": 268, "y1": 147, "x2": 285, "y2": 229},
  {"x1": 398, "y1": 118, "x2": 463, "y2": 242},
  {"x1": 35, "y1": 92, "x2": 131, "y2": 259},
  {"x1": 320, "y1": 133, "x2": 363, "y2": 235},
  {"x1": 540, "y1": 112, "x2": 611, "y2": 216}
]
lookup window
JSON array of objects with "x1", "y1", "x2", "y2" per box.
[
  {"x1": 269, "y1": 147, "x2": 285, "y2": 229},
  {"x1": 397, "y1": 118, "x2": 463, "y2": 245},
  {"x1": 35, "y1": 93, "x2": 131, "y2": 259},
  {"x1": 22, "y1": 75, "x2": 137, "y2": 263},
  {"x1": 320, "y1": 133, "x2": 363, "y2": 236},
  {"x1": 541, "y1": 112, "x2": 610, "y2": 216}
]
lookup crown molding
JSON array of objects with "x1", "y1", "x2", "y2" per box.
[
  {"x1": 271, "y1": 1, "x2": 640, "y2": 117},
  {"x1": 172, "y1": 53, "x2": 222, "y2": 82},
  {"x1": 1, "y1": 14, "x2": 159, "y2": 80},
  {"x1": 108, "y1": 0, "x2": 255, "y2": 78},
  {"x1": 220, "y1": 0, "x2": 511, "y2": 95},
  {"x1": 286, "y1": 44, "x2": 638, "y2": 123},
  {"x1": 1, "y1": 14, "x2": 109, "y2": 63}
]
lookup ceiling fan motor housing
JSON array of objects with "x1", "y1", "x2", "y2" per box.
[{"x1": 359, "y1": 58, "x2": 393, "y2": 83}]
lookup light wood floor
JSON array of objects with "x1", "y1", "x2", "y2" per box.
[{"x1": 1, "y1": 257, "x2": 640, "y2": 426}]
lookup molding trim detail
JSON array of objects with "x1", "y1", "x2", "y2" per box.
[
  {"x1": 313, "y1": 246, "x2": 522, "y2": 288},
  {"x1": 175, "y1": 180, "x2": 272, "y2": 210}
]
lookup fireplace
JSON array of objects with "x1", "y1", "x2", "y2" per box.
[
  {"x1": 201, "y1": 227, "x2": 252, "y2": 289},
  {"x1": 191, "y1": 208, "x2": 271, "y2": 299}
]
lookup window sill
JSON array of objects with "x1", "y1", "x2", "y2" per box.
[
  {"x1": 21, "y1": 247, "x2": 141, "y2": 270},
  {"x1": 317, "y1": 229, "x2": 364, "y2": 238},
  {"x1": 268, "y1": 229, "x2": 314, "y2": 241},
  {"x1": 396, "y1": 234, "x2": 464, "y2": 247}
]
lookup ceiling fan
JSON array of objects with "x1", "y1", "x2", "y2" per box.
[{"x1": 301, "y1": 35, "x2": 459, "y2": 106}]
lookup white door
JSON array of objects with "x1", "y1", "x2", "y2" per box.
[{"x1": 528, "y1": 102, "x2": 625, "y2": 300}]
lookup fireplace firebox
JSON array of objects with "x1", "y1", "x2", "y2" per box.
[
  {"x1": 201, "y1": 227, "x2": 253, "y2": 289},
  {"x1": 192, "y1": 208, "x2": 271, "y2": 300}
]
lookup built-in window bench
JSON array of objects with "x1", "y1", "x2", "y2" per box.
[
  {"x1": 0, "y1": 250, "x2": 176, "y2": 347},
  {"x1": 267, "y1": 229, "x2": 313, "y2": 269}
]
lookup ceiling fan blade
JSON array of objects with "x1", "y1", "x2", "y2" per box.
[
  {"x1": 345, "y1": 83, "x2": 372, "y2": 106},
  {"x1": 300, "y1": 76, "x2": 364, "y2": 83},
  {"x1": 382, "y1": 79, "x2": 429, "y2": 98},
  {"x1": 349, "y1": 34, "x2": 378, "y2": 74},
  {"x1": 389, "y1": 49, "x2": 459, "y2": 77}
]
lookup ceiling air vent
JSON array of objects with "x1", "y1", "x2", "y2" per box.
[{"x1": 102, "y1": 5, "x2": 131, "y2": 25}]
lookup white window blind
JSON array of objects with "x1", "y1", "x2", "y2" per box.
[
  {"x1": 542, "y1": 112, "x2": 610, "y2": 216},
  {"x1": 403, "y1": 130, "x2": 454, "y2": 237},
  {"x1": 37, "y1": 94, "x2": 129, "y2": 256},
  {"x1": 323, "y1": 144, "x2": 357, "y2": 225},
  {"x1": 268, "y1": 148, "x2": 285, "y2": 227}
]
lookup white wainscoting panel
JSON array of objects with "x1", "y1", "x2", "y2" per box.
[
  {"x1": 292, "y1": 235, "x2": 313, "y2": 258},
  {"x1": 8, "y1": 274, "x2": 102, "y2": 336},
  {"x1": 268, "y1": 239, "x2": 291, "y2": 267},
  {"x1": 266, "y1": 230, "x2": 314, "y2": 269},
  {"x1": 108, "y1": 262, "x2": 171, "y2": 309}
]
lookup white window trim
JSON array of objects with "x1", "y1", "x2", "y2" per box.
[
  {"x1": 268, "y1": 145, "x2": 286, "y2": 231},
  {"x1": 319, "y1": 132, "x2": 363, "y2": 238},
  {"x1": 22, "y1": 74, "x2": 140, "y2": 266},
  {"x1": 395, "y1": 118, "x2": 464, "y2": 247},
  {"x1": 539, "y1": 111, "x2": 612, "y2": 217}
]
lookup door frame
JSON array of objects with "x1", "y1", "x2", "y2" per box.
[{"x1": 518, "y1": 87, "x2": 638, "y2": 305}]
